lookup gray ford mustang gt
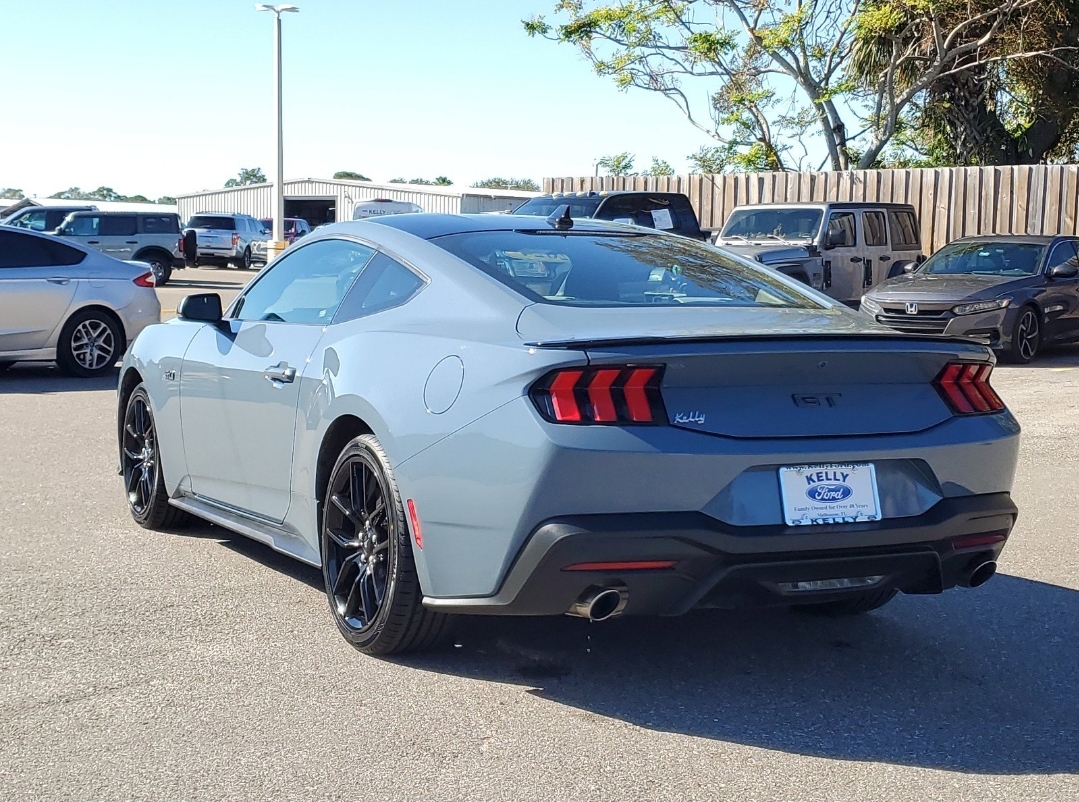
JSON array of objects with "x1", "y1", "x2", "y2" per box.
[{"x1": 117, "y1": 213, "x2": 1021, "y2": 655}]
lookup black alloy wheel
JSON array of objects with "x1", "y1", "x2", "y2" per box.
[
  {"x1": 1008, "y1": 306, "x2": 1041, "y2": 364},
  {"x1": 239, "y1": 248, "x2": 253, "y2": 270},
  {"x1": 321, "y1": 435, "x2": 447, "y2": 655},
  {"x1": 121, "y1": 386, "x2": 190, "y2": 530}
]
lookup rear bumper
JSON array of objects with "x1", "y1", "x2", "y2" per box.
[{"x1": 422, "y1": 492, "x2": 1016, "y2": 616}]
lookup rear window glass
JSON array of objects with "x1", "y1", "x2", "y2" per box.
[
  {"x1": 513, "y1": 198, "x2": 603, "y2": 218},
  {"x1": 187, "y1": 215, "x2": 236, "y2": 231},
  {"x1": 432, "y1": 231, "x2": 820, "y2": 309},
  {"x1": 889, "y1": 210, "x2": 920, "y2": 248}
]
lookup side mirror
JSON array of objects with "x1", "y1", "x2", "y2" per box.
[
  {"x1": 54, "y1": 227, "x2": 67, "y2": 236},
  {"x1": 1048, "y1": 262, "x2": 1079, "y2": 279},
  {"x1": 177, "y1": 293, "x2": 223, "y2": 323},
  {"x1": 886, "y1": 260, "x2": 917, "y2": 279},
  {"x1": 824, "y1": 228, "x2": 847, "y2": 249}
]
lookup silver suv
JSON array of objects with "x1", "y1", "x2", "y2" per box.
[
  {"x1": 185, "y1": 213, "x2": 270, "y2": 270},
  {"x1": 714, "y1": 203, "x2": 924, "y2": 305},
  {"x1": 55, "y1": 211, "x2": 184, "y2": 285}
]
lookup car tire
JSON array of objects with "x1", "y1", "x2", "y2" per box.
[
  {"x1": 321, "y1": 434, "x2": 449, "y2": 655},
  {"x1": 140, "y1": 252, "x2": 173, "y2": 286},
  {"x1": 1005, "y1": 305, "x2": 1041, "y2": 364},
  {"x1": 56, "y1": 308, "x2": 123, "y2": 377},
  {"x1": 238, "y1": 248, "x2": 253, "y2": 270},
  {"x1": 792, "y1": 587, "x2": 898, "y2": 616},
  {"x1": 121, "y1": 385, "x2": 193, "y2": 530}
]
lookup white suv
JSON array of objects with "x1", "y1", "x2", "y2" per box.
[{"x1": 184, "y1": 213, "x2": 270, "y2": 270}]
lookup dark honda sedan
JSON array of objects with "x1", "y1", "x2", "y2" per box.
[{"x1": 861, "y1": 236, "x2": 1079, "y2": 363}]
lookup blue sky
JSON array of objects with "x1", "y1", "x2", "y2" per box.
[{"x1": 0, "y1": 0, "x2": 720, "y2": 198}]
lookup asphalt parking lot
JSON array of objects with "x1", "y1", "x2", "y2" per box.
[{"x1": 1, "y1": 291, "x2": 1077, "y2": 800}]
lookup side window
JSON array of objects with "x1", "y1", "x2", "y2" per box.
[
  {"x1": 100, "y1": 215, "x2": 137, "y2": 236},
  {"x1": 141, "y1": 215, "x2": 177, "y2": 234},
  {"x1": 596, "y1": 195, "x2": 680, "y2": 231},
  {"x1": 862, "y1": 211, "x2": 888, "y2": 247},
  {"x1": 888, "y1": 210, "x2": 920, "y2": 249},
  {"x1": 335, "y1": 253, "x2": 425, "y2": 322},
  {"x1": 233, "y1": 238, "x2": 376, "y2": 324},
  {"x1": 1047, "y1": 241, "x2": 1079, "y2": 270},
  {"x1": 12, "y1": 210, "x2": 49, "y2": 231},
  {"x1": 827, "y1": 212, "x2": 857, "y2": 247},
  {"x1": 669, "y1": 196, "x2": 700, "y2": 232},
  {"x1": 66, "y1": 215, "x2": 100, "y2": 236},
  {"x1": 0, "y1": 230, "x2": 87, "y2": 268}
]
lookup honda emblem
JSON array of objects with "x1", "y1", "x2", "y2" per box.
[{"x1": 905, "y1": 302, "x2": 918, "y2": 315}]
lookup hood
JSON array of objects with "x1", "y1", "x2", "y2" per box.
[
  {"x1": 716, "y1": 242, "x2": 813, "y2": 264},
  {"x1": 517, "y1": 301, "x2": 897, "y2": 345},
  {"x1": 867, "y1": 272, "x2": 1028, "y2": 303}
]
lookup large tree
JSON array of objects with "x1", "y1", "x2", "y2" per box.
[
  {"x1": 472, "y1": 177, "x2": 541, "y2": 191},
  {"x1": 0, "y1": 188, "x2": 25, "y2": 199},
  {"x1": 333, "y1": 170, "x2": 371, "y2": 181},
  {"x1": 852, "y1": 0, "x2": 1079, "y2": 165},
  {"x1": 526, "y1": 0, "x2": 1076, "y2": 170}
]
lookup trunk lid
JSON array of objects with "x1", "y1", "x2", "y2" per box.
[{"x1": 517, "y1": 304, "x2": 990, "y2": 438}]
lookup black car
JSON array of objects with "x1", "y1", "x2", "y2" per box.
[
  {"x1": 513, "y1": 191, "x2": 708, "y2": 240},
  {"x1": 861, "y1": 235, "x2": 1079, "y2": 363}
]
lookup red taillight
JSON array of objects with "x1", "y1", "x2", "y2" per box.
[
  {"x1": 951, "y1": 532, "x2": 1008, "y2": 550},
  {"x1": 933, "y1": 362, "x2": 1004, "y2": 414},
  {"x1": 133, "y1": 272, "x2": 155, "y2": 287},
  {"x1": 406, "y1": 499, "x2": 423, "y2": 549},
  {"x1": 531, "y1": 366, "x2": 666, "y2": 425},
  {"x1": 232, "y1": 233, "x2": 240, "y2": 247},
  {"x1": 563, "y1": 560, "x2": 676, "y2": 572}
]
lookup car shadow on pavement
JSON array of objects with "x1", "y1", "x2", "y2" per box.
[
  {"x1": 162, "y1": 278, "x2": 252, "y2": 291},
  {"x1": 173, "y1": 519, "x2": 324, "y2": 592},
  {"x1": 400, "y1": 574, "x2": 1078, "y2": 776},
  {"x1": 0, "y1": 363, "x2": 117, "y2": 394},
  {"x1": 1005, "y1": 343, "x2": 1079, "y2": 369}
]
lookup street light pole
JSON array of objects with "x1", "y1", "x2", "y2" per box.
[{"x1": 255, "y1": 4, "x2": 299, "y2": 261}]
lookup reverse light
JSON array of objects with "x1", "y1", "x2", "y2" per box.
[
  {"x1": 953, "y1": 298, "x2": 1010, "y2": 316},
  {"x1": 933, "y1": 362, "x2": 1005, "y2": 414},
  {"x1": 531, "y1": 366, "x2": 666, "y2": 424},
  {"x1": 133, "y1": 272, "x2": 155, "y2": 287}
]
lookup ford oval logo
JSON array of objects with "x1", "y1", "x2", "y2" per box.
[{"x1": 806, "y1": 483, "x2": 853, "y2": 503}]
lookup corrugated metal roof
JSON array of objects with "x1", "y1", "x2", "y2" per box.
[{"x1": 177, "y1": 178, "x2": 537, "y2": 223}]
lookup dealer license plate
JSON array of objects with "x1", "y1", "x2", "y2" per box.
[{"x1": 779, "y1": 463, "x2": 881, "y2": 526}]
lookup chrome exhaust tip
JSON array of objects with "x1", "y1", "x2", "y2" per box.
[
  {"x1": 960, "y1": 560, "x2": 997, "y2": 589},
  {"x1": 568, "y1": 586, "x2": 629, "y2": 621}
]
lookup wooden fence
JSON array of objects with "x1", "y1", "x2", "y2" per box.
[{"x1": 544, "y1": 165, "x2": 1079, "y2": 253}]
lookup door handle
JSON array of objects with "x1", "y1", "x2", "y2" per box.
[
  {"x1": 47, "y1": 277, "x2": 71, "y2": 285},
  {"x1": 87, "y1": 240, "x2": 100, "y2": 244},
  {"x1": 125, "y1": 240, "x2": 138, "y2": 244},
  {"x1": 264, "y1": 362, "x2": 297, "y2": 385},
  {"x1": 879, "y1": 255, "x2": 892, "y2": 261},
  {"x1": 850, "y1": 256, "x2": 863, "y2": 263}
]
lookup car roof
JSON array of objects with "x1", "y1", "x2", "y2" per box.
[
  {"x1": 732, "y1": 202, "x2": 916, "y2": 211},
  {"x1": 67, "y1": 210, "x2": 176, "y2": 217},
  {"x1": 357, "y1": 212, "x2": 644, "y2": 239}
]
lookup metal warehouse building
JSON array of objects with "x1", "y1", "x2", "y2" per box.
[{"x1": 176, "y1": 178, "x2": 537, "y2": 227}]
